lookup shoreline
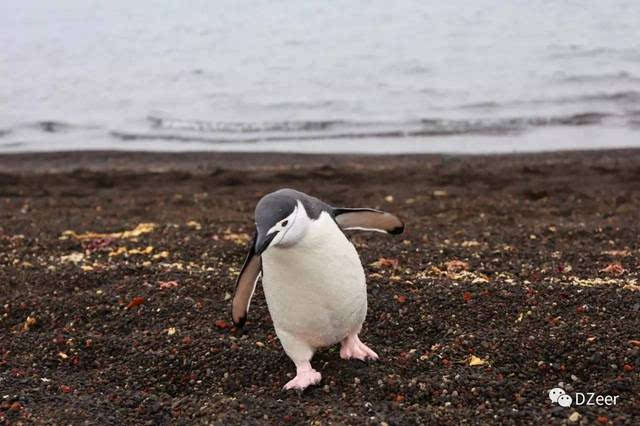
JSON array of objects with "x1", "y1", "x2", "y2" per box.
[{"x1": 2, "y1": 147, "x2": 640, "y2": 174}]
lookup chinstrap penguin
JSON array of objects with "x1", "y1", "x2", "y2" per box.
[{"x1": 232, "y1": 188, "x2": 404, "y2": 391}]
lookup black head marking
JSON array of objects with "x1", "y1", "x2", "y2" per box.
[
  {"x1": 255, "y1": 189, "x2": 329, "y2": 229},
  {"x1": 253, "y1": 189, "x2": 332, "y2": 254},
  {"x1": 255, "y1": 191, "x2": 295, "y2": 237}
]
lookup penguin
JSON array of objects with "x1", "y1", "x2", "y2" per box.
[{"x1": 231, "y1": 188, "x2": 404, "y2": 391}]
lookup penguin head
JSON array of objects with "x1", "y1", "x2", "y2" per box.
[{"x1": 254, "y1": 192, "x2": 312, "y2": 254}]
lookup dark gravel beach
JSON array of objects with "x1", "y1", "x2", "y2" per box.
[{"x1": 1, "y1": 150, "x2": 639, "y2": 425}]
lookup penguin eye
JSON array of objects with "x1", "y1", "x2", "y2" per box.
[{"x1": 281, "y1": 220, "x2": 288, "y2": 227}]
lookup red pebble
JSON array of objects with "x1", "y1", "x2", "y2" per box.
[
  {"x1": 214, "y1": 320, "x2": 229, "y2": 329},
  {"x1": 127, "y1": 297, "x2": 144, "y2": 309}
]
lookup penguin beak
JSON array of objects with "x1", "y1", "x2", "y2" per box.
[{"x1": 255, "y1": 231, "x2": 278, "y2": 255}]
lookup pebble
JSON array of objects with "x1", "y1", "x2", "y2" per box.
[{"x1": 568, "y1": 412, "x2": 581, "y2": 423}]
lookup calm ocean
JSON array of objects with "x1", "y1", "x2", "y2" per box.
[{"x1": 1, "y1": 0, "x2": 639, "y2": 153}]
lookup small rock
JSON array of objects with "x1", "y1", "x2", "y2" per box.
[{"x1": 568, "y1": 411, "x2": 581, "y2": 423}]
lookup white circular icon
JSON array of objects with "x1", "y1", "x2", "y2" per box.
[
  {"x1": 548, "y1": 387, "x2": 565, "y2": 403},
  {"x1": 558, "y1": 394, "x2": 573, "y2": 407}
]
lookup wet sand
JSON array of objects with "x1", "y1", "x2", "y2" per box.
[{"x1": 1, "y1": 150, "x2": 639, "y2": 424}]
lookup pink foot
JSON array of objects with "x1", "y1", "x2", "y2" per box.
[
  {"x1": 283, "y1": 366, "x2": 321, "y2": 391},
  {"x1": 340, "y1": 334, "x2": 379, "y2": 361}
]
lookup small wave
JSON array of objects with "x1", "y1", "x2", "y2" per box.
[
  {"x1": 627, "y1": 110, "x2": 640, "y2": 127},
  {"x1": 457, "y1": 101, "x2": 500, "y2": 110},
  {"x1": 148, "y1": 116, "x2": 346, "y2": 133},
  {"x1": 459, "y1": 91, "x2": 640, "y2": 111},
  {"x1": 0, "y1": 141, "x2": 24, "y2": 148},
  {"x1": 0, "y1": 129, "x2": 10, "y2": 137},
  {"x1": 547, "y1": 46, "x2": 640, "y2": 60},
  {"x1": 23, "y1": 121, "x2": 100, "y2": 134},
  {"x1": 548, "y1": 112, "x2": 610, "y2": 126},
  {"x1": 113, "y1": 112, "x2": 617, "y2": 145},
  {"x1": 555, "y1": 71, "x2": 640, "y2": 84},
  {"x1": 31, "y1": 121, "x2": 72, "y2": 133},
  {"x1": 419, "y1": 113, "x2": 609, "y2": 134},
  {"x1": 576, "y1": 91, "x2": 640, "y2": 103},
  {"x1": 264, "y1": 100, "x2": 346, "y2": 110}
]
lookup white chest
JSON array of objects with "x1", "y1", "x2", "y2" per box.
[{"x1": 261, "y1": 212, "x2": 367, "y2": 346}]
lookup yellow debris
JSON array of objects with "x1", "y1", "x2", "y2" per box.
[
  {"x1": 22, "y1": 316, "x2": 37, "y2": 332},
  {"x1": 468, "y1": 355, "x2": 489, "y2": 366},
  {"x1": 461, "y1": 240, "x2": 481, "y2": 247},
  {"x1": 108, "y1": 246, "x2": 154, "y2": 257},
  {"x1": 222, "y1": 230, "x2": 251, "y2": 245},
  {"x1": 108, "y1": 247, "x2": 128, "y2": 257},
  {"x1": 61, "y1": 223, "x2": 157, "y2": 241},
  {"x1": 128, "y1": 246, "x2": 154, "y2": 255},
  {"x1": 60, "y1": 252, "x2": 84, "y2": 264},
  {"x1": 152, "y1": 251, "x2": 169, "y2": 260},
  {"x1": 187, "y1": 220, "x2": 202, "y2": 230}
]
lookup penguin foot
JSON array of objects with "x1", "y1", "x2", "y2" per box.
[
  {"x1": 340, "y1": 334, "x2": 379, "y2": 361},
  {"x1": 283, "y1": 369, "x2": 322, "y2": 391}
]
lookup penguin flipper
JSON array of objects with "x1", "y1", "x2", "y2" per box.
[
  {"x1": 333, "y1": 208, "x2": 404, "y2": 235},
  {"x1": 232, "y1": 232, "x2": 262, "y2": 327}
]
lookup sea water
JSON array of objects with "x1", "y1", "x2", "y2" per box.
[{"x1": 1, "y1": 0, "x2": 639, "y2": 154}]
